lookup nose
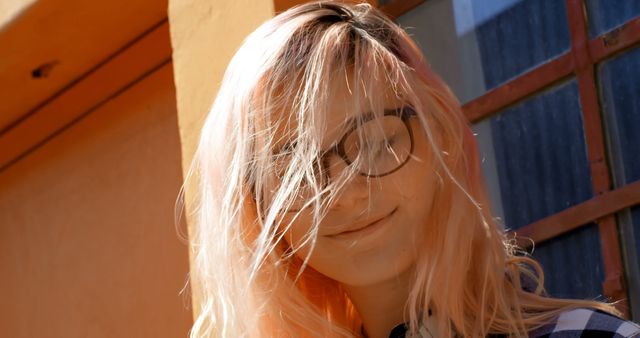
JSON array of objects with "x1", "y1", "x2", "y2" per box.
[
  {"x1": 323, "y1": 152, "x2": 371, "y2": 209},
  {"x1": 331, "y1": 174, "x2": 370, "y2": 209}
]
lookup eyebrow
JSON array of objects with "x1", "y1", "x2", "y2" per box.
[
  {"x1": 342, "y1": 106, "x2": 409, "y2": 128},
  {"x1": 276, "y1": 106, "x2": 409, "y2": 154}
]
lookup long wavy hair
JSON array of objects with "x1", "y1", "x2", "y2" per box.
[{"x1": 183, "y1": 1, "x2": 619, "y2": 337}]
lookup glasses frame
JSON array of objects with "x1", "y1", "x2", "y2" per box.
[
  {"x1": 254, "y1": 106, "x2": 418, "y2": 212},
  {"x1": 318, "y1": 105, "x2": 418, "y2": 182}
]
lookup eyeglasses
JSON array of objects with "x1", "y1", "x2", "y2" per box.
[{"x1": 270, "y1": 106, "x2": 417, "y2": 211}]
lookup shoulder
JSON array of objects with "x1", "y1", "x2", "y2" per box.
[{"x1": 528, "y1": 308, "x2": 640, "y2": 338}]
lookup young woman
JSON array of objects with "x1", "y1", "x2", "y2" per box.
[{"x1": 183, "y1": 1, "x2": 640, "y2": 337}]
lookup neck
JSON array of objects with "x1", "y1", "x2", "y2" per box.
[{"x1": 343, "y1": 267, "x2": 415, "y2": 338}]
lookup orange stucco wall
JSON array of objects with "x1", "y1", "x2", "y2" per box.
[
  {"x1": 168, "y1": 0, "x2": 275, "y2": 317},
  {"x1": 0, "y1": 64, "x2": 192, "y2": 337}
]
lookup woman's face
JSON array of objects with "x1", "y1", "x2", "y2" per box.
[{"x1": 278, "y1": 78, "x2": 438, "y2": 287}]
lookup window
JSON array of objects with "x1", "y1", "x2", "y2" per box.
[{"x1": 397, "y1": 0, "x2": 640, "y2": 318}]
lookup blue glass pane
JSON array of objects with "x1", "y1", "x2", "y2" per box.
[
  {"x1": 532, "y1": 223, "x2": 605, "y2": 299},
  {"x1": 585, "y1": 0, "x2": 640, "y2": 37},
  {"x1": 490, "y1": 79, "x2": 593, "y2": 230},
  {"x1": 397, "y1": 0, "x2": 570, "y2": 103},
  {"x1": 474, "y1": 0, "x2": 570, "y2": 90},
  {"x1": 599, "y1": 47, "x2": 640, "y2": 315},
  {"x1": 599, "y1": 46, "x2": 640, "y2": 185}
]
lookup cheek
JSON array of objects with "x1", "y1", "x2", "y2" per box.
[
  {"x1": 280, "y1": 213, "x2": 313, "y2": 252},
  {"x1": 389, "y1": 134, "x2": 438, "y2": 240},
  {"x1": 282, "y1": 217, "x2": 352, "y2": 283},
  {"x1": 409, "y1": 125, "x2": 438, "y2": 197},
  {"x1": 398, "y1": 168, "x2": 437, "y2": 208},
  {"x1": 391, "y1": 145, "x2": 438, "y2": 204}
]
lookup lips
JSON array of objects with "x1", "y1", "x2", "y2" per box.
[{"x1": 326, "y1": 207, "x2": 397, "y2": 239}]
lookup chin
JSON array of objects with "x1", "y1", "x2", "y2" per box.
[{"x1": 308, "y1": 241, "x2": 418, "y2": 287}]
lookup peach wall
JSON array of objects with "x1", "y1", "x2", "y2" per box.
[
  {"x1": 0, "y1": 64, "x2": 192, "y2": 337},
  {"x1": 168, "y1": 0, "x2": 275, "y2": 172},
  {"x1": 167, "y1": 0, "x2": 275, "y2": 318},
  {"x1": 0, "y1": 0, "x2": 168, "y2": 129}
]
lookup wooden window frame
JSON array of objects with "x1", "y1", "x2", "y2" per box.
[
  {"x1": 378, "y1": 0, "x2": 639, "y2": 313},
  {"x1": 459, "y1": 0, "x2": 640, "y2": 314}
]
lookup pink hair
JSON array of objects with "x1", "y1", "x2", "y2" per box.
[{"x1": 184, "y1": 2, "x2": 620, "y2": 337}]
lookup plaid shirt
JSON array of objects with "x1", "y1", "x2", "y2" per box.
[
  {"x1": 388, "y1": 308, "x2": 640, "y2": 337},
  {"x1": 526, "y1": 308, "x2": 640, "y2": 338}
]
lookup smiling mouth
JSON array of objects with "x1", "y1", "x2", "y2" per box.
[{"x1": 326, "y1": 207, "x2": 397, "y2": 239}]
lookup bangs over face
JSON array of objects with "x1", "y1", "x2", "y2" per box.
[
  {"x1": 248, "y1": 3, "x2": 441, "y2": 269},
  {"x1": 187, "y1": 2, "x2": 603, "y2": 337}
]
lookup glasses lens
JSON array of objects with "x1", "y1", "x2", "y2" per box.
[
  {"x1": 341, "y1": 115, "x2": 411, "y2": 176},
  {"x1": 268, "y1": 113, "x2": 412, "y2": 211}
]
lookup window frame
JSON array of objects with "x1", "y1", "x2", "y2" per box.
[{"x1": 392, "y1": 0, "x2": 640, "y2": 318}]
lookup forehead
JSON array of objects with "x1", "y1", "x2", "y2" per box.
[
  {"x1": 300, "y1": 73, "x2": 407, "y2": 150},
  {"x1": 322, "y1": 81, "x2": 403, "y2": 143}
]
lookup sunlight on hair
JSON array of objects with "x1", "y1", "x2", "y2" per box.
[{"x1": 181, "y1": 2, "x2": 622, "y2": 337}]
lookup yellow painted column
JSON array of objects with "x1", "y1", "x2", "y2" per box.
[{"x1": 167, "y1": 0, "x2": 275, "y2": 319}]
